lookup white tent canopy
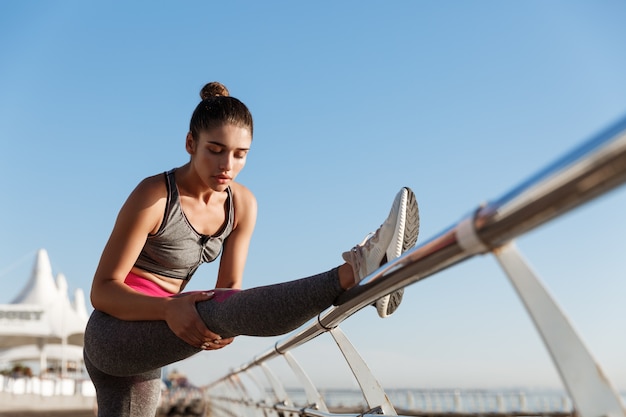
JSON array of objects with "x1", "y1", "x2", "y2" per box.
[{"x1": 0, "y1": 249, "x2": 89, "y2": 373}]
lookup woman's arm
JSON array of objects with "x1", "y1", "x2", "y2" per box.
[
  {"x1": 89, "y1": 176, "x2": 220, "y2": 348},
  {"x1": 215, "y1": 183, "x2": 258, "y2": 289},
  {"x1": 90, "y1": 175, "x2": 173, "y2": 319}
]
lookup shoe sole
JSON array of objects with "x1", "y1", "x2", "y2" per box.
[{"x1": 376, "y1": 187, "x2": 419, "y2": 318}]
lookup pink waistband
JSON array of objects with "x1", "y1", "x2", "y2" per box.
[
  {"x1": 124, "y1": 272, "x2": 241, "y2": 301},
  {"x1": 124, "y1": 272, "x2": 175, "y2": 297}
]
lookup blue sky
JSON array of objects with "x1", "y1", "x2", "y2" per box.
[{"x1": 1, "y1": 1, "x2": 626, "y2": 392}]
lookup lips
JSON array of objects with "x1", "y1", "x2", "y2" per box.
[{"x1": 215, "y1": 174, "x2": 231, "y2": 184}]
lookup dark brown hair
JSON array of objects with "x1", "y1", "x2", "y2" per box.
[{"x1": 189, "y1": 82, "x2": 253, "y2": 139}]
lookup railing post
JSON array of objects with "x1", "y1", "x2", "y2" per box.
[
  {"x1": 282, "y1": 351, "x2": 329, "y2": 413},
  {"x1": 243, "y1": 369, "x2": 276, "y2": 417},
  {"x1": 494, "y1": 241, "x2": 626, "y2": 417},
  {"x1": 330, "y1": 326, "x2": 398, "y2": 415},
  {"x1": 227, "y1": 375, "x2": 254, "y2": 417},
  {"x1": 259, "y1": 362, "x2": 293, "y2": 410}
]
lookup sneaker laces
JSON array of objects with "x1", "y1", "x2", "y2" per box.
[
  {"x1": 346, "y1": 228, "x2": 382, "y2": 284},
  {"x1": 359, "y1": 231, "x2": 378, "y2": 248}
]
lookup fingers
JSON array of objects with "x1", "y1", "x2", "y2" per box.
[
  {"x1": 171, "y1": 290, "x2": 214, "y2": 299},
  {"x1": 166, "y1": 292, "x2": 224, "y2": 348},
  {"x1": 173, "y1": 290, "x2": 235, "y2": 351},
  {"x1": 200, "y1": 336, "x2": 231, "y2": 350},
  {"x1": 220, "y1": 337, "x2": 235, "y2": 346},
  {"x1": 199, "y1": 336, "x2": 235, "y2": 350},
  {"x1": 196, "y1": 290, "x2": 215, "y2": 301},
  {"x1": 195, "y1": 322, "x2": 222, "y2": 348},
  {"x1": 188, "y1": 291, "x2": 220, "y2": 347}
]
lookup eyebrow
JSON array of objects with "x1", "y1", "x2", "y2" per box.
[{"x1": 207, "y1": 141, "x2": 250, "y2": 151}]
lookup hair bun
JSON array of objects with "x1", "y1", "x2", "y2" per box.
[{"x1": 200, "y1": 82, "x2": 230, "y2": 100}]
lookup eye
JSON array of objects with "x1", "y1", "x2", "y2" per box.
[
  {"x1": 207, "y1": 144, "x2": 223, "y2": 154},
  {"x1": 234, "y1": 150, "x2": 248, "y2": 159}
]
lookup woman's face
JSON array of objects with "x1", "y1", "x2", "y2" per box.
[{"x1": 186, "y1": 124, "x2": 252, "y2": 191}]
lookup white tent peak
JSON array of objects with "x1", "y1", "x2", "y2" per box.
[
  {"x1": 11, "y1": 248, "x2": 59, "y2": 305},
  {"x1": 8, "y1": 250, "x2": 88, "y2": 320},
  {"x1": 1, "y1": 249, "x2": 90, "y2": 373},
  {"x1": 56, "y1": 272, "x2": 68, "y2": 297},
  {"x1": 73, "y1": 288, "x2": 89, "y2": 322},
  {"x1": 1, "y1": 249, "x2": 89, "y2": 349}
]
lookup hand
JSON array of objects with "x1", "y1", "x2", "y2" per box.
[{"x1": 164, "y1": 291, "x2": 234, "y2": 350}]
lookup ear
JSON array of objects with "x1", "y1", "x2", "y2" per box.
[{"x1": 185, "y1": 132, "x2": 196, "y2": 155}]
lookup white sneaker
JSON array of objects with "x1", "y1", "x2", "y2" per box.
[{"x1": 342, "y1": 187, "x2": 419, "y2": 318}]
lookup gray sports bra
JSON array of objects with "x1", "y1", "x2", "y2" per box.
[{"x1": 134, "y1": 169, "x2": 234, "y2": 280}]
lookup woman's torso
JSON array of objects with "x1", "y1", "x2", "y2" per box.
[{"x1": 130, "y1": 168, "x2": 234, "y2": 293}]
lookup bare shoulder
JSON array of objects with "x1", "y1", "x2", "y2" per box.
[
  {"x1": 119, "y1": 173, "x2": 169, "y2": 234},
  {"x1": 229, "y1": 182, "x2": 257, "y2": 228},
  {"x1": 128, "y1": 173, "x2": 168, "y2": 203}
]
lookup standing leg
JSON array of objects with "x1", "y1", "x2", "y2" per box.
[{"x1": 84, "y1": 353, "x2": 162, "y2": 417}]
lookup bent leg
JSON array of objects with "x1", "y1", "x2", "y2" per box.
[
  {"x1": 84, "y1": 268, "x2": 342, "y2": 377},
  {"x1": 196, "y1": 268, "x2": 343, "y2": 337},
  {"x1": 84, "y1": 352, "x2": 161, "y2": 417}
]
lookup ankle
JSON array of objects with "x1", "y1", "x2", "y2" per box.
[{"x1": 338, "y1": 263, "x2": 355, "y2": 290}]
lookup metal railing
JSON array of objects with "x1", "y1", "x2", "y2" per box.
[{"x1": 204, "y1": 115, "x2": 626, "y2": 417}]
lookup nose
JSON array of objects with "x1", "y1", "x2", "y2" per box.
[{"x1": 219, "y1": 153, "x2": 233, "y2": 171}]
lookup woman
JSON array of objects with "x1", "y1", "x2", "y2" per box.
[{"x1": 83, "y1": 82, "x2": 419, "y2": 416}]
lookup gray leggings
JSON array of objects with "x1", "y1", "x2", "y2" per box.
[{"x1": 83, "y1": 268, "x2": 343, "y2": 417}]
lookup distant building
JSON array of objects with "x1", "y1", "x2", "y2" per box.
[{"x1": 0, "y1": 249, "x2": 88, "y2": 375}]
